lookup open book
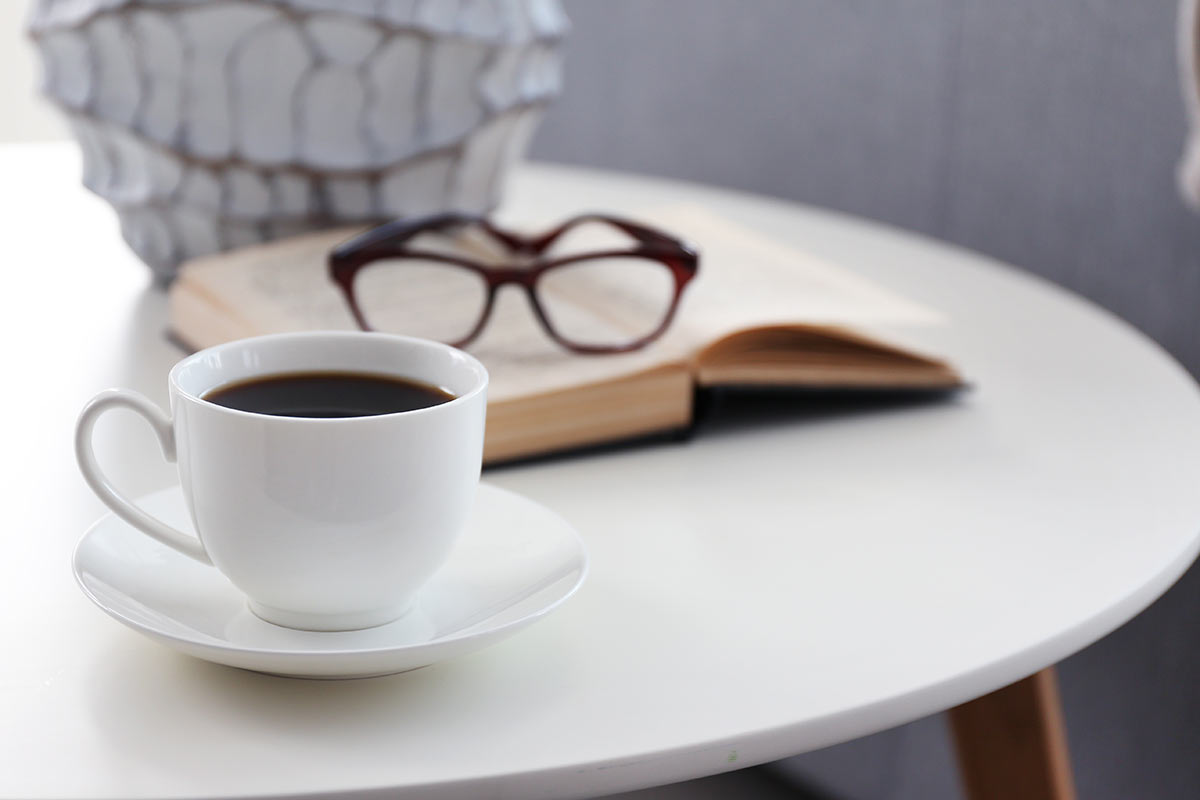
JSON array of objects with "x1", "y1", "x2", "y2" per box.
[{"x1": 169, "y1": 205, "x2": 962, "y2": 463}]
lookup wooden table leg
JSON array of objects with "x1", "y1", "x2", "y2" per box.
[{"x1": 947, "y1": 667, "x2": 1076, "y2": 800}]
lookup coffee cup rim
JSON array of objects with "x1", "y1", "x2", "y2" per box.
[{"x1": 168, "y1": 331, "x2": 489, "y2": 423}]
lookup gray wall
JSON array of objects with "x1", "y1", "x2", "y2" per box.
[{"x1": 528, "y1": 2, "x2": 1200, "y2": 798}]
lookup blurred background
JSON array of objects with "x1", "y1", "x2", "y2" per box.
[{"x1": 4, "y1": 1, "x2": 1198, "y2": 798}]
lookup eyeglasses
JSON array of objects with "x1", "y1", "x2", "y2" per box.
[{"x1": 329, "y1": 212, "x2": 699, "y2": 354}]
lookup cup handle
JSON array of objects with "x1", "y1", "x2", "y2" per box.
[{"x1": 75, "y1": 389, "x2": 212, "y2": 565}]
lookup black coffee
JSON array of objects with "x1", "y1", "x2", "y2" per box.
[{"x1": 203, "y1": 371, "x2": 455, "y2": 418}]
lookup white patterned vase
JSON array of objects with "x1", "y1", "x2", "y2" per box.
[{"x1": 29, "y1": 0, "x2": 568, "y2": 282}]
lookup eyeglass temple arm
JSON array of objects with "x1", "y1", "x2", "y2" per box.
[
  {"x1": 329, "y1": 212, "x2": 486, "y2": 278},
  {"x1": 525, "y1": 214, "x2": 694, "y2": 255},
  {"x1": 329, "y1": 212, "x2": 699, "y2": 282}
]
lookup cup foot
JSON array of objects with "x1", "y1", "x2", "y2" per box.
[{"x1": 247, "y1": 600, "x2": 413, "y2": 632}]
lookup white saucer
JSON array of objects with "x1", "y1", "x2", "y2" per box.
[{"x1": 73, "y1": 483, "x2": 588, "y2": 679}]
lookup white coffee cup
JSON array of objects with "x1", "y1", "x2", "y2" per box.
[{"x1": 75, "y1": 331, "x2": 488, "y2": 631}]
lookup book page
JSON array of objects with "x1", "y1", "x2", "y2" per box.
[
  {"x1": 178, "y1": 227, "x2": 364, "y2": 336},
  {"x1": 632, "y1": 205, "x2": 944, "y2": 350}
]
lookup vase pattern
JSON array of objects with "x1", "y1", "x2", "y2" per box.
[{"x1": 29, "y1": 0, "x2": 568, "y2": 281}]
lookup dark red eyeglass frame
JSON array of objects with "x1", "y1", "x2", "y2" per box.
[{"x1": 328, "y1": 212, "x2": 700, "y2": 354}]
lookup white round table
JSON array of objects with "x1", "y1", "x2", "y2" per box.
[{"x1": 4, "y1": 143, "x2": 1199, "y2": 800}]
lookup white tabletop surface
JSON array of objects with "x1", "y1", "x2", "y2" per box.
[{"x1": 5, "y1": 143, "x2": 1200, "y2": 800}]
